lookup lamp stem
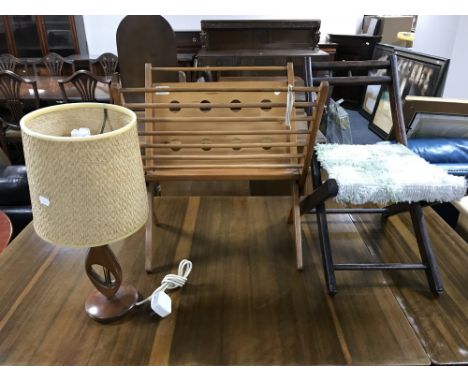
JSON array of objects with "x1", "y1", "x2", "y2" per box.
[
  {"x1": 99, "y1": 108, "x2": 109, "y2": 134},
  {"x1": 85, "y1": 245, "x2": 122, "y2": 299},
  {"x1": 103, "y1": 266, "x2": 112, "y2": 288},
  {"x1": 84, "y1": 245, "x2": 139, "y2": 322}
]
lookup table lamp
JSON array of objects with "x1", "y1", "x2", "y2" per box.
[{"x1": 20, "y1": 103, "x2": 148, "y2": 323}]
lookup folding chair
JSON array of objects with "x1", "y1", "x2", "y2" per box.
[
  {"x1": 113, "y1": 63, "x2": 329, "y2": 272},
  {"x1": 300, "y1": 54, "x2": 467, "y2": 295}
]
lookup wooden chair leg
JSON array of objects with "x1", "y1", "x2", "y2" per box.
[
  {"x1": 287, "y1": 205, "x2": 294, "y2": 224},
  {"x1": 145, "y1": 182, "x2": 156, "y2": 273},
  {"x1": 291, "y1": 181, "x2": 303, "y2": 270},
  {"x1": 409, "y1": 203, "x2": 444, "y2": 295},
  {"x1": 0, "y1": 129, "x2": 10, "y2": 163},
  {"x1": 310, "y1": 155, "x2": 336, "y2": 295},
  {"x1": 316, "y1": 202, "x2": 337, "y2": 296},
  {"x1": 382, "y1": 202, "x2": 410, "y2": 219}
]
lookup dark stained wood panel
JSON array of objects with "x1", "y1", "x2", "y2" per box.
[
  {"x1": 0, "y1": 201, "x2": 188, "y2": 365},
  {"x1": 0, "y1": 226, "x2": 64, "y2": 321},
  {"x1": 303, "y1": 212, "x2": 429, "y2": 365},
  {"x1": 167, "y1": 197, "x2": 346, "y2": 365},
  {"x1": 160, "y1": 180, "x2": 250, "y2": 196},
  {"x1": 200, "y1": 19, "x2": 321, "y2": 50},
  {"x1": 351, "y1": 208, "x2": 468, "y2": 365},
  {"x1": 0, "y1": 196, "x2": 465, "y2": 365}
]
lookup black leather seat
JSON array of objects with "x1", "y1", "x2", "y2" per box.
[
  {"x1": 0, "y1": 162, "x2": 32, "y2": 238},
  {"x1": 407, "y1": 138, "x2": 468, "y2": 176}
]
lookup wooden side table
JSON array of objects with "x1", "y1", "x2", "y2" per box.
[{"x1": 0, "y1": 210, "x2": 13, "y2": 253}]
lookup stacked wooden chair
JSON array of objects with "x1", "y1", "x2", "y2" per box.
[
  {"x1": 0, "y1": 54, "x2": 25, "y2": 73},
  {"x1": 38, "y1": 52, "x2": 74, "y2": 76},
  {"x1": 95, "y1": 52, "x2": 119, "y2": 76},
  {"x1": 113, "y1": 63, "x2": 329, "y2": 272},
  {"x1": 0, "y1": 71, "x2": 40, "y2": 160},
  {"x1": 58, "y1": 70, "x2": 111, "y2": 102}
]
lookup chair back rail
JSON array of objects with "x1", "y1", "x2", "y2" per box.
[
  {"x1": 96, "y1": 53, "x2": 119, "y2": 76},
  {"x1": 113, "y1": 63, "x2": 328, "y2": 187},
  {"x1": 308, "y1": 55, "x2": 406, "y2": 144},
  {"x1": 33, "y1": 52, "x2": 75, "y2": 76},
  {"x1": 0, "y1": 70, "x2": 40, "y2": 123},
  {"x1": 0, "y1": 54, "x2": 25, "y2": 72},
  {"x1": 58, "y1": 70, "x2": 111, "y2": 103},
  {"x1": 42, "y1": 52, "x2": 65, "y2": 76}
]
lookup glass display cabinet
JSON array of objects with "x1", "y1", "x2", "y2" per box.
[{"x1": 0, "y1": 16, "x2": 87, "y2": 58}]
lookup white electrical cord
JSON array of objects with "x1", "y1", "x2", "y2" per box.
[
  {"x1": 136, "y1": 259, "x2": 192, "y2": 317},
  {"x1": 285, "y1": 84, "x2": 294, "y2": 129}
]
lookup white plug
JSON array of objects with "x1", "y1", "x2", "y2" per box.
[
  {"x1": 150, "y1": 291, "x2": 172, "y2": 318},
  {"x1": 136, "y1": 259, "x2": 192, "y2": 319}
]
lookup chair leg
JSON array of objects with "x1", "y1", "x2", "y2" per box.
[
  {"x1": 287, "y1": 204, "x2": 294, "y2": 224},
  {"x1": 409, "y1": 203, "x2": 444, "y2": 295},
  {"x1": 299, "y1": 178, "x2": 338, "y2": 215},
  {"x1": 310, "y1": 155, "x2": 337, "y2": 295},
  {"x1": 382, "y1": 202, "x2": 410, "y2": 219},
  {"x1": 145, "y1": 182, "x2": 156, "y2": 273},
  {"x1": 291, "y1": 181, "x2": 303, "y2": 270},
  {"x1": 316, "y1": 202, "x2": 337, "y2": 296},
  {"x1": 0, "y1": 129, "x2": 10, "y2": 163}
]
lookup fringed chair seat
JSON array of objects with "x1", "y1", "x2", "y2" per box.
[{"x1": 315, "y1": 143, "x2": 466, "y2": 205}]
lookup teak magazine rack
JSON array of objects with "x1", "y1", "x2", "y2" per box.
[{"x1": 114, "y1": 63, "x2": 329, "y2": 272}]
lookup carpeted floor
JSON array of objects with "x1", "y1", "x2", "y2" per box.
[{"x1": 345, "y1": 107, "x2": 382, "y2": 144}]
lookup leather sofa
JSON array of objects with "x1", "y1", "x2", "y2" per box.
[
  {"x1": 403, "y1": 96, "x2": 468, "y2": 176},
  {"x1": 0, "y1": 159, "x2": 32, "y2": 239},
  {"x1": 407, "y1": 138, "x2": 468, "y2": 176},
  {"x1": 401, "y1": 96, "x2": 468, "y2": 240},
  {"x1": 407, "y1": 138, "x2": 468, "y2": 241}
]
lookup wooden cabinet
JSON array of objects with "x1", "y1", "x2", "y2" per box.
[
  {"x1": 196, "y1": 20, "x2": 329, "y2": 81},
  {"x1": 0, "y1": 16, "x2": 87, "y2": 58}
]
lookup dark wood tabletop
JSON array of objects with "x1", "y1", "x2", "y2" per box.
[
  {"x1": 0, "y1": 210, "x2": 12, "y2": 253},
  {"x1": 19, "y1": 76, "x2": 111, "y2": 102},
  {"x1": 0, "y1": 195, "x2": 466, "y2": 365}
]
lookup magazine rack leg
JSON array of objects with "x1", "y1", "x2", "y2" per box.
[
  {"x1": 145, "y1": 182, "x2": 156, "y2": 273},
  {"x1": 291, "y1": 181, "x2": 303, "y2": 270}
]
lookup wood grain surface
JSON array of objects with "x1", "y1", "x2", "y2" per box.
[
  {"x1": 0, "y1": 211, "x2": 12, "y2": 253},
  {"x1": 18, "y1": 76, "x2": 111, "y2": 102},
  {"x1": 351, "y1": 208, "x2": 468, "y2": 365},
  {"x1": 0, "y1": 196, "x2": 465, "y2": 365}
]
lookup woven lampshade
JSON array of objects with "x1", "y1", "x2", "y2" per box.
[{"x1": 20, "y1": 103, "x2": 148, "y2": 247}]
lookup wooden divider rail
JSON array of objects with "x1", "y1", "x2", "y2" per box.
[{"x1": 113, "y1": 63, "x2": 329, "y2": 272}]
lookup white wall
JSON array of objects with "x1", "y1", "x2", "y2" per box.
[
  {"x1": 82, "y1": 14, "x2": 363, "y2": 56},
  {"x1": 82, "y1": 15, "x2": 124, "y2": 56},
  {"x1": 441, "y1": 17, "x2": 468, "y2": 98},
  {"x1": 163, "y1": 15, "x2": 363, "y2": 35},
  {"x1": 412, "y1": 15, "x2": 459, "y2": 58},
  {"x1": 83, "y1": 14, "x2": 468, "y2": 98},
  {"x1": 412, "y1": 15, "x2": 468, "y2": 98}
]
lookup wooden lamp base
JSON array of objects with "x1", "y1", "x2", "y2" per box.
[
  {"x1": 85, "y1": 285, "x2": 139, "y2": 322},
  {"x1": 84, "y1": 245, "x2": 139, "y2": 323}
]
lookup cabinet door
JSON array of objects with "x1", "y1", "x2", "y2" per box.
[
  {"x1": 42, "y1": 16, "x2": 77, "y2": 56},
  {"x1": 9, "y1": 15, "x2": 43, "y2": 57}
]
